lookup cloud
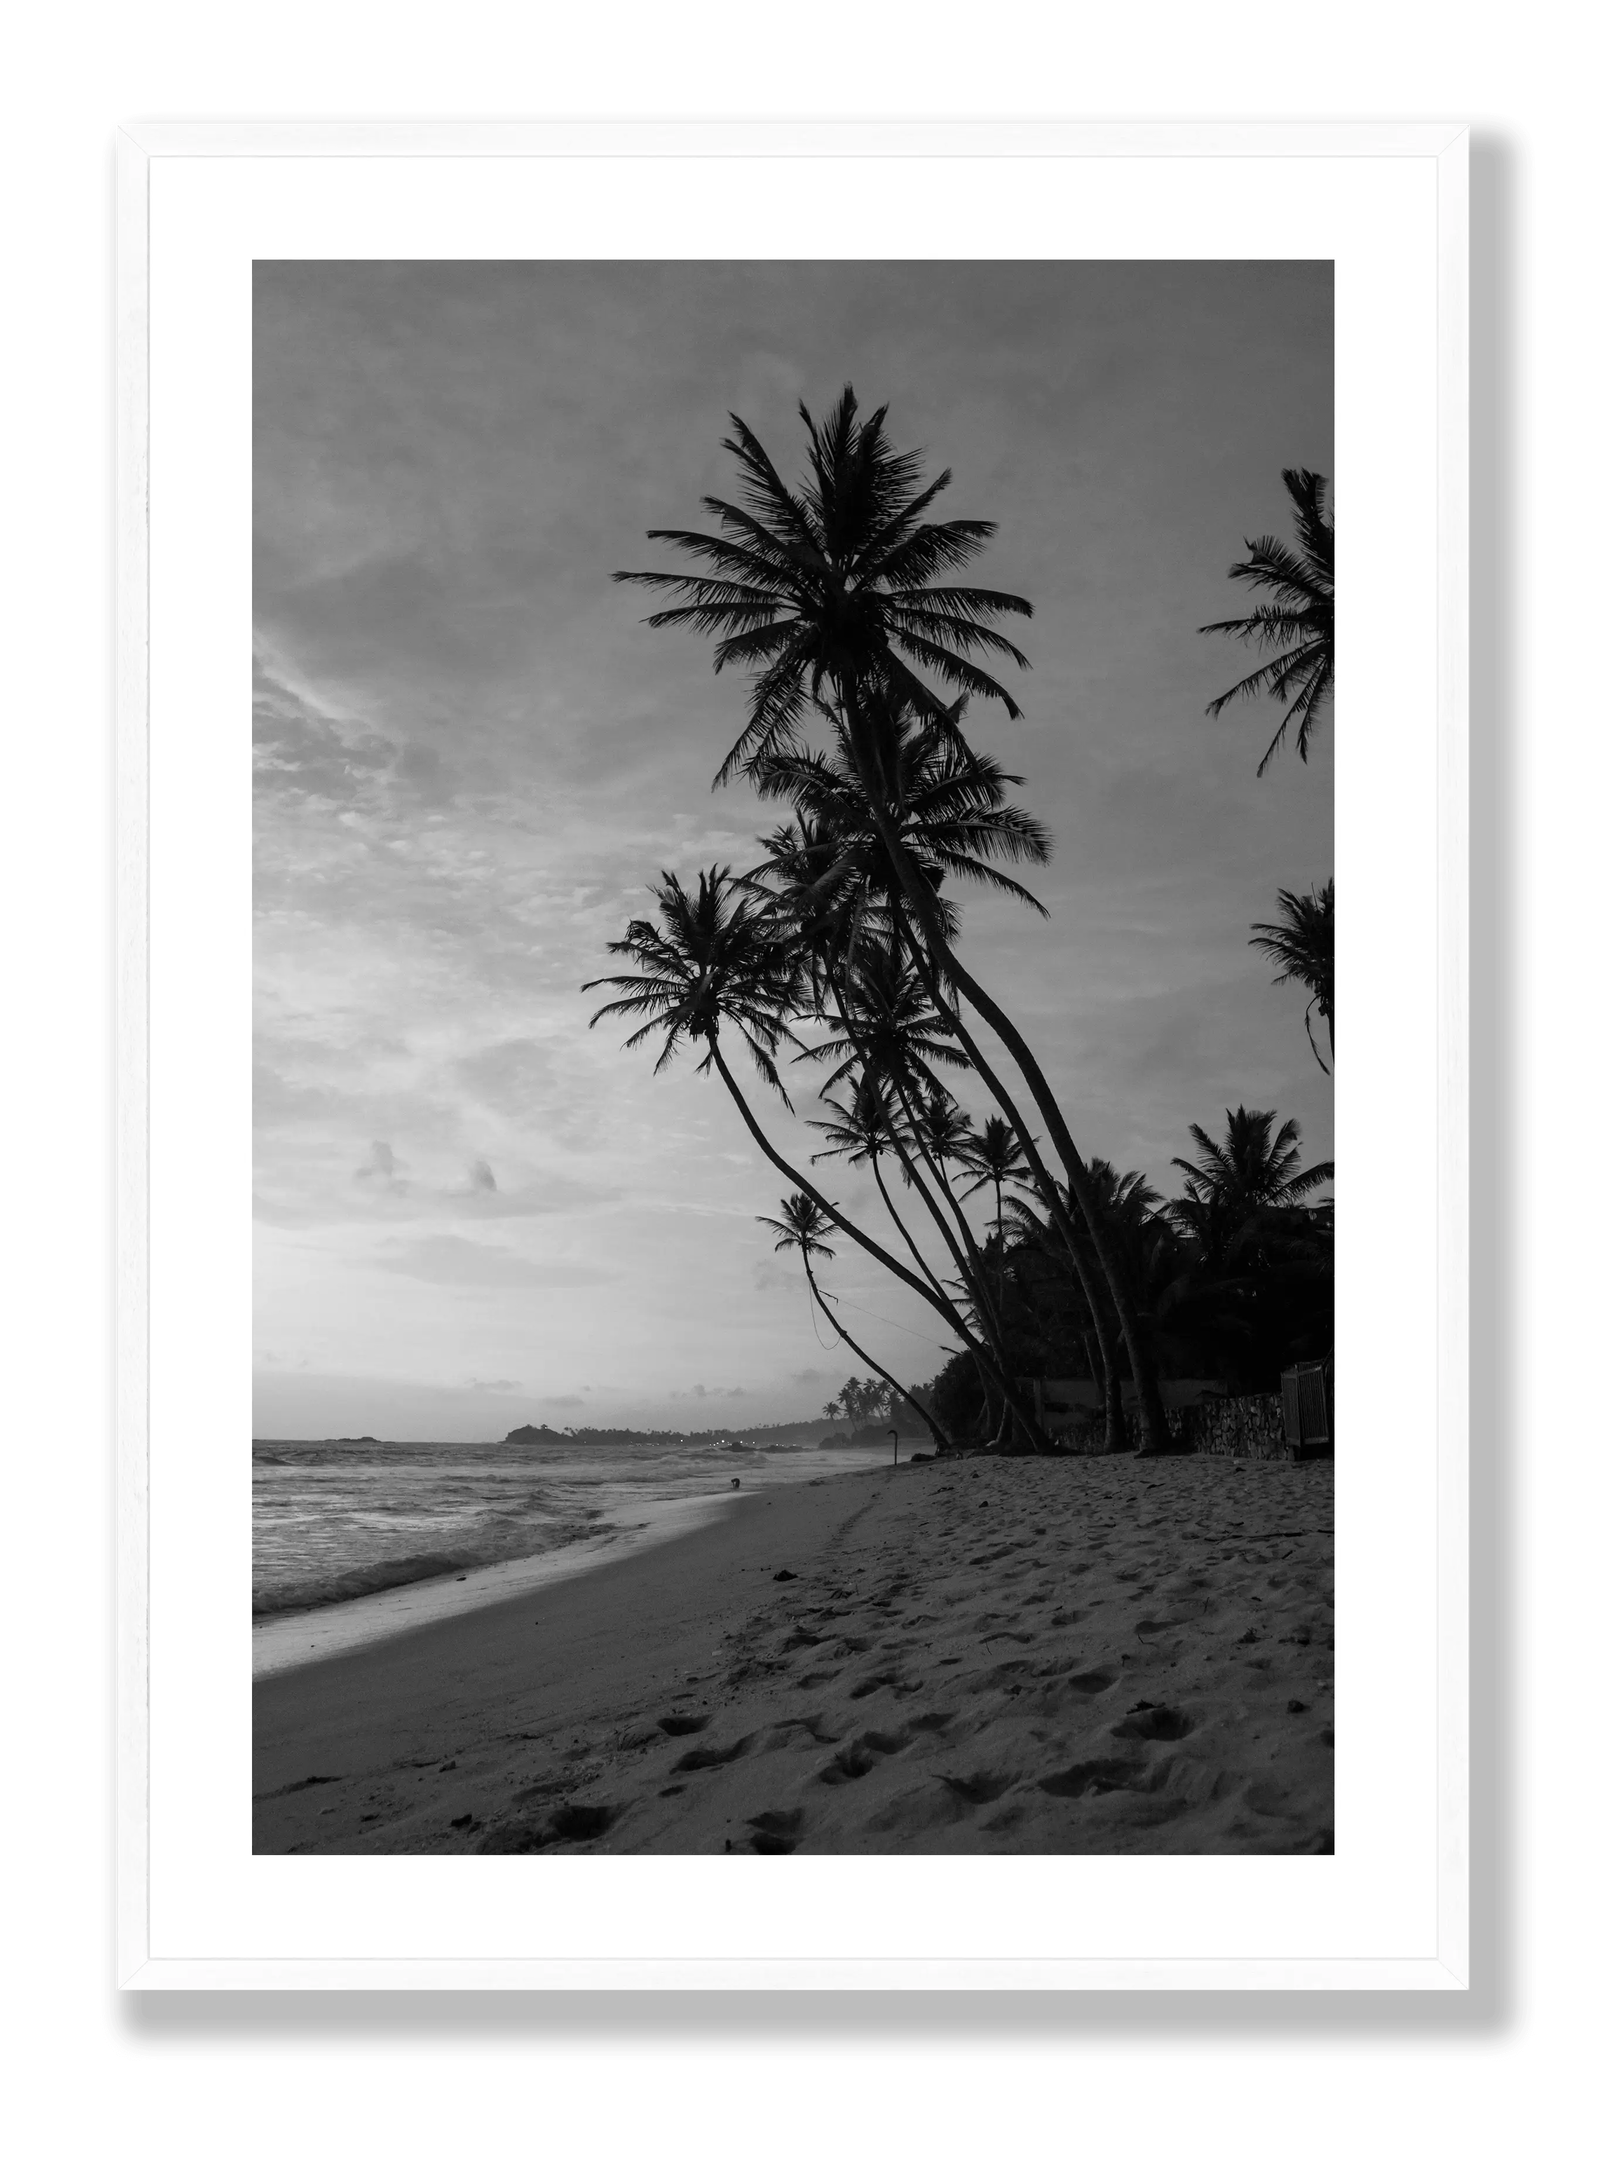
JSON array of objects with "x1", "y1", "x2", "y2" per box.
[
  {"x1": 354, "y1": 1140, "x2": 408, "y2": 1194},
  {"x1": 465, "y1": 1376, "x2": 522, "y2": 1393},
  {"x1": 374, "y1": 1235, "x2": 615, "y2": 1288},
  {"x1": 255, "y1": 1159, "x2": 616, "y2": 1228},
  {"x1": 544, "y1": 1393, "x2": 585, "y2": 1409},
  {"x1": 668, "y1": 1383, "x2": 748, "y2": 1401}
]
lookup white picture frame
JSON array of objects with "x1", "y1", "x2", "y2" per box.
[{"x1": 115, "y1": 114, "x2": 1456, "y2": 1985}]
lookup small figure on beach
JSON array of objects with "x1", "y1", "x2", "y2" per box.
[{"x1": 730, "y1": 1477, "x2": 741, "y2": 1489}]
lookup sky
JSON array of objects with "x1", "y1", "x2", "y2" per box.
[{"x1": 253, "y1": 260, "x2": 1333, "y2": 1442}]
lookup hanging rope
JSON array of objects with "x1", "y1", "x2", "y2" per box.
[
  {"x1": 818, "y1": 1285, "x2": 953, "y2": 1352},
  {"x1": 806, "y1": 1283, "x2": 845, "y2": 1351}
]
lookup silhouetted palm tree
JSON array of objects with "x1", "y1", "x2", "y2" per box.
[
  {"x1": 758, "y1": 1193, "x2": 948, "y2": 1450},
  {"x1": 806, "y1": 960, "x2": 1040, "y2": 1447},
  {"x1": 1168, "y1": 1107, "x2": 1333, "y2": 1242},
  {"x1": 768, "y1": 758, "x2": 1128, "y2": 1450},
  {"x1": 811, "y1": 1077, "x2": 944, "y2": 1295},
  {"x1": 585, "y1": 866, "x2": 998, "y2": 1391},
  {"x1": 1250, "y1": 881, "x2": 1334, "y2": 1072},
  {"x1": 617, "y1": 387, "x2": 1170, "y2": 1451},
  {"x1": 1200, "y1": 468, "x2": 1334, "y2": 775},
  {"x1": 751, "y1": 694, "x2": 1051, "y2": 937},
  {"x1": 615, "y1": 385, "x2": 1033, "y2": 780},
  {"x1": 957, "y1": 1116, "x2": 1030, "y2": 1252}
]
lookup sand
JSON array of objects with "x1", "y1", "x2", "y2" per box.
[{"x1": 254, "y1": 1451, "x2": 1334, "y2": 1856}]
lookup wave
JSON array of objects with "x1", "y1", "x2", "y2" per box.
[
  {"x1": 252, "y1": 1514, "x2": 622, "y2": 1620},
  {"x1": 252, "y1": 1550, "x2": 479, "y2": 1617}
]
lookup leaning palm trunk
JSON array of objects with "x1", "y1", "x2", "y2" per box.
[
  {"x1": 869, "y1": 1152, "x2": 944, "y2": 1295},
  {"x1": 883, "y1": 1079, "x2": 1039, "y2": 1449},
  {"x1": 857, "y1": 799, "x2": 1167, "y2": 1449},
  {"x1": 816, "y1": 973, "x2": 1008, "y2": 1357},
  {"x1": 796, "y1": 1250, "x2": 949, "y2": 1451},
  {"x1": 864, "y1": 1149, "x2": 1017, "y2": 1449},
  {"x1": 707, "y1": 1039, "x2": 1035, "y2": 1443},
  {"x1": 887, "y1": 901, "x2": 1131, "y2": 1452},
  {"x1": 817, "y1": 976, "x2": 1043, "y2": 1447},
  {"x1": 885, "y1": 1113, "x2": 1034, "y2": 1450}
]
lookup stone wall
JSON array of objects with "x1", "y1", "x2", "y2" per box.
[
  {"x1": 996, "y1": 1391, "x2": 1329, "y2": 1460},
  {"x1": 1184, "y1": 1392, "x2": 1300, "y2": 1461}
]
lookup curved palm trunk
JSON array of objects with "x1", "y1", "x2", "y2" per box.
[
  {"x1": 887, "y1": 1089, "x2": 1003, "y2": 1345},
  {"x1": 881, "y1": 1088, "x2": 1045, "y2": 1451},
  {"x1": 889, "y1": 904, "x2": 1130, "y2": 1453},
  {"x1": 819, "y1": 982, "x2": 1040, "y2": 1447},
  {"x1": 818, "y1": 982, "x2": 1006, "y2": 1355},
  {"x1": 707, "y1": 1039, "x2": 1025, "y2": 1438},
  {"x1": 879, "y1": 1126, "x2": 1042, "y2": 1452},
  {"x1": 799, "y1": 1251, "x2": 949, "y2": 1451},
  {"x1": 842, "y1": 697, "x2": 1164, "y2": 1444},
  {"x1": 1305, "y1": 1000, "x2": 1331, "y2": 1076},
  {"x1": 883, "y1": 830, "x2": 1167, "y2": 1450},
  {"x1": 868, "y1": 1148, "x2": 1007, "y2": 1446},
  {"x1": 870, "y1": 1154, "x2": 944, "y2": 1297}
]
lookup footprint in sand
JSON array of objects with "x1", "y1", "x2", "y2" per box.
[
  {"x1": 673, "y1": 1738, "x2": 752, "y2": 1772},
  {"x1": 936, "y1": 1772, "x2": 1012, "y2": 1806},
  {"x1": 818, "y1": 1741, "x2": 879, "y2": 1784},
  {"x1": 857, "y1": 1729, "x2": 912, "y2": 1756},
  {"x1": 476, "y1": 1799, "x2": 617, "y2": 1852},
  {"x1": 1065, "y1": 1666, "x2": 1119, "y2": 1694},
  {"x1": 1109, "y1": 1703, "x2": 1193, "y2": 1743},
  {"x1": 1037, "y1": 1758, "x2": 1149, "y2": 1799},
  {"x1": 657, "y1": 1714, "x2": 710, "y2": 1737},
  {"x1": 746, "y1": 1808, "x2": 805, "y2": 1855}
]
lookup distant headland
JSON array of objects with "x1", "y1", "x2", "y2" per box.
[{"x1": 502, "y1": 1418, "x2": 842, "y2": 1449}]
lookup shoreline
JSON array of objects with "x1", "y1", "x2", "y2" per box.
[
  {"x1": 253, "y1": 1490, "x2": 743, "y2": 1679},
  {"x1": 253, "y1": 1438, "x2": 916, "y2": 1679},
  {"x1": 254, "y1": 1453, "x2": 1334, "y2": 1856}
]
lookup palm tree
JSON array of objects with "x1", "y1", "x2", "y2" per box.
[
  {"x1": 1250, "y1": 881, "x2": 1334, "y2": 1073},
  {"x1": 750, "y1": 663, "x2": 1142, "y2": 1453},
  {"x1": 584, "y1": 865, "x2": 1005, "y2": 1400},
  {"x1": 1168, "y1": 1107, "x2": 1333, "y2": 1242},
  {"x1": 1200, "y1": 468, "x2": 1334, "y2": 776},
  {"x1": 957, "y1": 1116, "x2": 1030, "y2": 1252},
  {"x1": 1003, "y1": 1157, "x2": 1160, "y2": 1454},
  {"x1": 804, "y1": 961, "x2": 1043, "y2": 1448},
  {"x1": 750, "y1": 693, "x2": 1052, "y2": 940},
  {"x1": 757, "y1": 1193, "x2": 949, "y2": 1450},
  {"x1": 810, "y1": 1076, "x2": 945, "y2": 1296},
  {"x1": 616, "y1": 387, "x2": 1171, "y2": 1452},
  {"x1": 615, "y1": 385, "x2": 1033, "y2": 780}
]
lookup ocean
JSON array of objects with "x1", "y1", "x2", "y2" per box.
[{"x1": 252, "y1": 1431, "x2": 902, "y2": 1675}]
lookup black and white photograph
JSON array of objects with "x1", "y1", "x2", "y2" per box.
[
  {"x1": 251, "y1": 258, "x2": 1334, "y2": 1857},
  {"x1": 93, "y1": 101, "x2": 1478, "y2": 2002}
]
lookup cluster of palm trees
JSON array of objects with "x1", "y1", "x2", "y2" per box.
[
  {"x1": 587, "y1": 391, "x2": 1333, "y2": 1455},
  {"x1": 818, "y1": 1375, "x2": 903, "y2": 1433}
]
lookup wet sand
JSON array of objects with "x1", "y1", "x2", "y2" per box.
[{"x1": 254, "y1": 1452, "x2": 1334, "y2": 1856}]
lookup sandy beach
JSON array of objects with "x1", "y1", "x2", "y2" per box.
[{"x1": 255, "y1": 1450, "x2": 1333, "y2": 1855}]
